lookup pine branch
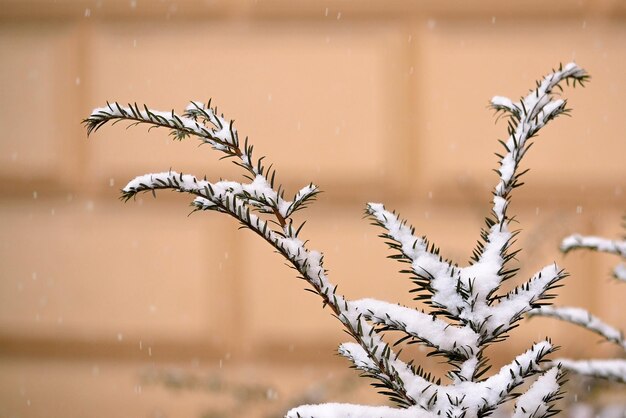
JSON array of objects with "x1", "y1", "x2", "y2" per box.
[
  {"x1": 484, "y1": 264, "x2": 567, "y2": 342},
  {"x1": 475, "y1": 340, "x2": 557, "y2": 410},
  {"x1": 128, "y1": 193, "x2": 449, "y2": 402},
  {"x1": 365, "y1": 203, "x2": 460, "y2": 317},
  {"x1": 470, "y1": 63, "x2": 588, "y2": 307},
  {"x1": 529, "y1": 306, "x2": 626, "y2": 350},
  {"x1": 84, "y1": 101, "x2": 320, "y2": 224},
  {"x1": 561, "y1": 234, "x2": 626, "y2": 282},
  {"x1": 512, "y1": 366, "x2": 565, "y2": 418},
  {"x1": 86, "y1": 62, "x2": 590, "y2": 416},
  {"x1": 337, "y1": 341, "x2": 438, "y2": 406},
  {"x1": 120, "y1": 172, "x2": 424, "y2": 406},
  {"x1": 365, "y1": 66, "x2": 585, "y2": 342},
  {"x1": 530, "y1": 221, "x2": 626, "y2": 384},
  {"x1": 350, "y1": 298, "x2": 479, "y2": 357},
  {"x1": 561, "y1": 234, "x2": 626, "y2": 257},
  {"x1": 551, "y1": 359, "x2": 626, "y2": 383}
]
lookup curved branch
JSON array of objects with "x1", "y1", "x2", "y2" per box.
[
  {"x1": 475, "y1": 340, "x2": 556, "y2": 412},
  {"x1": 513, "y1": 366, "x2": 564, "y2": 418},
  {"x1": 484, "y1": 264, "x2": 566, "y2": 341},
  {"x1": 365, "y1": 203, "x2": 459, "y2": 316},
  {"x1": 350, "y1": 298, "x2": 479, "y2": 356},
  {"x1": 561, "y1": 234, "x2": 626, "y2": 257},
  {"x1": 121, "y1": 171, "x2": 425, "y2": 407},
  {"x1": 471, "y1": 63, "x2": 589, "y2": 304},
  {"x1": 530, "y1": 306, "x2": 626, "y2": 350},
  {"x1": 553, "y1": 358, "x2": 626, "y2": 383}
]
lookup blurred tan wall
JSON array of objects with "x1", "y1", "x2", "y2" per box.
[{"x1": 0, "y1": 1, "x2": 625, "y2": 416}]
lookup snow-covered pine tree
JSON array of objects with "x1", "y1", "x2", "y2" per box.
[
  {"x1": 84, "y1": 63, "x2": 588, "y2": 417},
  {"x1": 530, "y1": 221, "x2": 626, "y2": 383}
]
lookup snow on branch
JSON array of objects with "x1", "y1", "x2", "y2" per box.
[
  {"x1": 561, "y1": 234, "x2": 626, "y2": 282},
  {"x1": 513, "y1": 366, "x2": 564, "y2": 418},
  {"x1": 86, "y1": 102, "x2": 235, "y2": 147},
  {"x1": 485, "y1": 264, "x2": 566, "y2": 341},
  {"x1": 86, "y1": 101, "x2": 320, "y2": 225},
  {"x1": 286, "y1": 403, "x2": 436, "y2": 418},
  {"x1": 475, "y1": 340, "x2": 556, "y2": 408},
  {"x1": 361, "y1": 63, "x2": 586, "y2": 414},
  {"x1": 553, "y1": 359, "x2": 626, "y2": 383},
  {"x1": 366, "y1": 65, "x2": 583, "y2": 339},
  {"x1": 86, "y1": 62, "x2": 589, "y2": 417},
  {"x1": 365, "y1": 203, "x2": 459, "y2": 315},
  {"x1": 530, "y1": 306, "x2": 626, "y2": 350},
  {"x1": 530, "y1": 220, "x2": 626, "y2": 385},
  {"x1": 123, "y1": 171, "x2": 318, "y2": 220},
  {"x1": 561, "y1": 234, "x2": 626, "y2": 257},
  {"x1": 336, "y1": 340, "x2": 438, "y2": 408},
  {"x1": 474, "y1": 63, "x2": 588, "y2": 303},
  {"x1": 413, "y1": 340, "x2": 556, "y2": 416},
  {"x1": 615, "y1": 264, "x2": 626, "y2": 282},
  {"x1": 350, "y1": 298, "x2": 480, "y2": 356}
]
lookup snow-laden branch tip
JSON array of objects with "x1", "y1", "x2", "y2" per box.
[
  {"x1": 85, "y1": 101, "x2": 321, "y2": 225},
  {"x1": 615, "y1": 264, "x2": 626, "y2": 282},
  {"x1": 476, "y1": 340, "x2": 556, "y2": 406},
  {"x1": 86, "y1": 62, "x2": 589, "y2": 417},
  {"x1": 365, "y1": 202, "x2": 461, "y2": 315},
  {"x1": 561, "y1": 233, "x2": 626, "y2": 283},
  {"x1": 490, "y1": 96, "x2": 520, "y2": 116},
  {"x1": 478, "y1": 62, "x2": 587, "y2": 296},
  {"x1": 485, "y1": 264, "x2": 566, "y2": 339},
  {"x1": 561, "y1": 234, "x2": 626, "y2": 257},
  {"x1": 87, "y1": 101, "x2": 236, "y2": 147},
  {"x1": 513, "y1": 366, "x2": 563, "y2": 418},
  {"x1": 123, "y1": 171, "x2": 318, "y2": 221},
  {"x1": 350, "y1": 298, "x2": 480, "y2": 356},
  {"x1": 530, "y1": 306, "x2": 626, "y2": 349},
  {"x1": 554, "y1": 359, "x2": 626, "y2": 383}
]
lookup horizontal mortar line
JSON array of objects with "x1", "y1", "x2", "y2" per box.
[
  {"x1": 0, "y1": 333, "x2": 350, "y2": 365},
  {"x1": 0, "y1": 181, "x2": 622, "y2": 206},
  {"x1": 0, "y1": 0, "x2": 624, "y2": 19}
]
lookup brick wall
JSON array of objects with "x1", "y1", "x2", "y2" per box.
[{"x1": 1, "y1": 1, "x2": 624, "y2": 416}]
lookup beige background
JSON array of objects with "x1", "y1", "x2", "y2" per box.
[{"x1": 0, "y1": 1, "x2": 625, "y2": 417}]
